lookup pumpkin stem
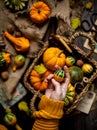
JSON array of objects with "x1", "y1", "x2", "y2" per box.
[
  {"x1": 40, "y1": 77, "x2": 44, "y2": 81},
  {"x1": 57, "y1": 51, "x2": 64, "y2": 57},
  {"x1": 12, "y1": 65, "x2": 17, "y2": 72},
  {"x1": 38, "y1": 9, "x2": 41, "y2": 14}
]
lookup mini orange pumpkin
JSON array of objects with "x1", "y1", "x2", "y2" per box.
[
  {"x1": 30, "y1": 69, "x2": 51, "y2": 91},
  {"x1": 29, "y1": 1, "x2": 51, "y2": 24},
  {"x1": 43, "y1": 47, "x2": 66, "y2": 71}
]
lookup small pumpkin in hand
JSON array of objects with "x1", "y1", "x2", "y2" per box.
[
  {"x1": 29, "y1": 1, "x2": 51, "y2": 24},
  {"x1": 54, "y1": 69, "x2": 66, "y2": 82},
  {"x1": 43, "y1": 47, "x2": 66, "y2": 71},
  {"x1": 30, "y1": 64, "x2": 52, "y2": 91}
]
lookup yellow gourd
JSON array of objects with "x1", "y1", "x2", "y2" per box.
[
  {"x1": 4, "y1": 31, "x2": 30, "y2": 52},
  {"x1": 82, "y1": 63, "x2": 93, "y2": 75},
  {"x1": 13, "y1": 54, "x2": 26, "y2": 72}
]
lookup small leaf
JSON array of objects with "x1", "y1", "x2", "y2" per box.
[{"x1": 34, "y1": 63, "x2": 47, "y2": 74}]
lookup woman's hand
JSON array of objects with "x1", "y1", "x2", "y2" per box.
[{"x1": 45, "y1": 65, "x2": 70, "y2": 101}]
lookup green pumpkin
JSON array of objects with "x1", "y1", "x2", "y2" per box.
[
  {"x1": 82, "y1": 63, "x2": 93, "y2": 75},
  {"x1": 69, "y1": 66, "x2": 83, "y2": 84},
  {"x1": 54, "y1": 69, "x2": 66, "y2": 82},
  {"x1": 4, "y1": 112, "x2": 17, "y2": 126},
  {"x1": 65, "y1": 56, "x2": 75, "y2": 66}
]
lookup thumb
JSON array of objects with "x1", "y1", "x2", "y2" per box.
[{"x1": 51, "y1": 78, "x2": 61, "y2": 93}]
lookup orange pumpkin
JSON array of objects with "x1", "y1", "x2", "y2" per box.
[
  {"x1": 30, "y1": 69, "x2": 51, "y2": 91},
  {"x1": 29, "y1": 1, "x2": 51, "y2": 24},
  {"x1": 43, "y1": 47, "x2": 66, "y2": 71}
]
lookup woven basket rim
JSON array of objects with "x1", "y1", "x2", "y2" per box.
[{"x1": 23, "y1": 31, "x2": 97, "y2": 115}]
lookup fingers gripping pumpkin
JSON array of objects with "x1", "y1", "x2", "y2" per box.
[
  {"x1": 30, "y1": 69, "x2": 51, "y2": 91},
  {"x1": 29, "y1": 1, "x2": 51, "y2": 24},
  {"x1": 43, "y1": 47, "x2": 66, "y2": 71}
]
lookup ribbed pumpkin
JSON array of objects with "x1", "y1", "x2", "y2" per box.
[
  {"x1": 29, "y1": 1, "x2": 51, "y2": 24},
  {"x1": 82, "y1": 63, "x2": 93, "y2": 75},
  {"x1": 64, "y1": 83, "x2": 76, "y2": 106},
  {"x1": 30, "y1": 69, "x2": 51, "y2": 91},
  {"x1": 43, "y1": 47, "x2": 66, "y2": 71},
  {"x1": 69, "y1": 66, "x2": 83, "y2": 84},
  {"x1": 54, "y1": 69, "x2": 66, "y2": 82}
]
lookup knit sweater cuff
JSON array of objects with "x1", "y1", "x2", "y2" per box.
[{"x1": 33, "y1": 95, "x2": 64, "y2": 119}]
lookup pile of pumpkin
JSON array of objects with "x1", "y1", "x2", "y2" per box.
[{"x1": 29, "y1": 47, "x2": 93, "y2": 106}]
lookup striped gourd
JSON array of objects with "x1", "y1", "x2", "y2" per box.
[
  {"x1": 54, "y1": 69, "x2": 66, "y2": 82},
  {"x1": 64, "y1": 83, "x2": 76, "y2": 106},
  {"x1": 65, "y1": 56, "x2": 75, "y2": 67},
  {"x1": 82, "y1": 63, "x2": 93, "y2": 75}
]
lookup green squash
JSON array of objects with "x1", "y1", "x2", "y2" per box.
[
  {"x1": 4, "y1": 112, "x2": 17, "y2": 126},
  {"x1": 65, "y1": 56, "x2": 75, "y2": 67},
  {"x1": 54, "y1": 69, "x2": 66, "y2": 82},
  {"x1": 69, "y1": 66, "x2": 83, "y2": 84}
]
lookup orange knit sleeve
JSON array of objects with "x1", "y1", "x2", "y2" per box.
[{"x1": 32, "y1": 95, "x2": 64, "y2": 130}]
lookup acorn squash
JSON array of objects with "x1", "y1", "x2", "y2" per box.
[{"x1": 69, "y1": 66, "x2": 83, "y2": 84}]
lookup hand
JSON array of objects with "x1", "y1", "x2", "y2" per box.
[{"x1": 45, "y1": 65, "x2": 70, "y2": 101}]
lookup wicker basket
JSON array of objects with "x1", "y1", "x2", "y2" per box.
[{"x1": 24, "y1": 31, "x2": 97, "y2": 115}]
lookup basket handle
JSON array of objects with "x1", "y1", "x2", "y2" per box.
[
  {"x1": 30, "y1": 90, "x2": 42, "y2": 115},
  {"x1": 69, "y1": 31, "x2": 96, "y2": 57}
]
